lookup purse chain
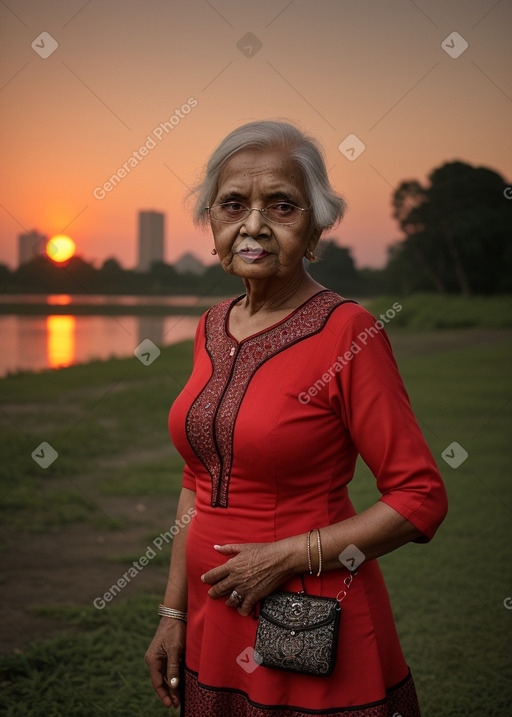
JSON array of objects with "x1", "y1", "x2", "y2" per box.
[{"x1": 335, "y1": 570, "x2": 357, "y2": 606}]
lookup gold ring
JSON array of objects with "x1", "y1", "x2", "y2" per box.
[{"x1": 170, "y1": 676, "x2": 179, "y2": 689}]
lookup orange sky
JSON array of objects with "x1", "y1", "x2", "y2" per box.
[{"x1": 1, "y1": 0, "x2": 510, "y2": 270}]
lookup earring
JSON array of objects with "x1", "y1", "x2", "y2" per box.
[
  {"x1": 211, "y1": 248, "x2": 217, "y2": 255},
  {"x1": 307, "y1": 250, "x2": 317, "y2": 263}
]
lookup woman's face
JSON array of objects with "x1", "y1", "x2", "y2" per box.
[{"x1": 210, "y1": 147, "x2": 321, "y2": 280}]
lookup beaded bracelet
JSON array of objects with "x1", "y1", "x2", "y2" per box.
[
  {"x1": 307, "y1": 529, "x2": 314, "y2": 575},
  {"x1": 316, "y1": 528, "x2": 323, "y2": 577},
  {"x1": 158, "y1": 605, "x2": 187, "y2": 622}
]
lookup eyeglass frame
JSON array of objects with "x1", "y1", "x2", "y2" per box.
[{"x1": 206, "y1": 202, "x2": 312, "y2": 225}]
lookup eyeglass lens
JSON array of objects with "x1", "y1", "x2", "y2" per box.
[{"x1": 211, "y1": 202, "x2": 303, "y2": 224}]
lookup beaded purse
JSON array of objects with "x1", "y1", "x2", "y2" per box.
[{"x1": 254, "y1": 572, "x2": 355, "y2": 677}]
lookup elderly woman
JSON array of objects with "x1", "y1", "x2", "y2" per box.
[{"x1": 145, "y1": 120, "x2": 448, "y2": 716}]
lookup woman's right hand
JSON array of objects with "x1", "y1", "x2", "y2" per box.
[{"x1": 145, "y1": 617, "x2": 186, "y2": 709}]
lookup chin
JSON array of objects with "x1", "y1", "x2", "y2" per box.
[
  {"x1": 224, "y1": 255, "x2": 275, "y2": 276},
  {"x1": 233, "y1": 267, "x2": 278, "y2": 279}
]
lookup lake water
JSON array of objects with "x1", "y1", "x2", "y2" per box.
[{"x1": 0, "y1": 295, "x2": 213, "y2": 377}]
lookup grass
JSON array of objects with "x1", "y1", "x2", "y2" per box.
[
  {"x1": 0, "y1": 317, "x2": 511, "y2": 715},
  {"x1": 98, "y1": 454, "x2": 185, "y2": 497},
  {"x1": 0, "y1": 341, "x2": 192, "y2": 530},
  {"x1": 365, "y1": 292, "x2": 512, "y2": 329},
  {"x1": 350, "y1": 333, "x2": 512, "y2": 716},
  {"x1": 0, "y1": 597, "x2": 176, "y2": 717},
  {"x1": 1, "y1": 484, "x2": 98, "y2": 531},
  {"x1": 108, "y1": 546, "x2": 172, "y2": 569}
]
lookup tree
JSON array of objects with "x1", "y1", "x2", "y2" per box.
[
  {"x1": 100, "y1": 257, "x2": 123, "y2": 274},
  {"x1": 308, "y1": 240, "x2": 361, "y2": 295},
  {"x1": 0, "y1": 263, "x2": 12, "y2": 291},
  {"x1": 388, "y1": 161, "x2": 512, "y2": 295}
]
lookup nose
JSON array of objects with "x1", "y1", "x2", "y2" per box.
[{"x1": 240, "y1": 208, "x2": 271, "y2": 237}]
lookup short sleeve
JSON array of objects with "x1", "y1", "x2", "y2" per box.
[{"x1": 328, "y1": 306, "x2": 448, "y2": 541}]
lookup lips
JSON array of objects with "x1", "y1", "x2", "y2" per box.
[
  {"x1": 235, "y1": 238, "x2": 270, "y2": 263},
  {"x1": 238, "y1": 249, "x2": 269, "y2": 262}
]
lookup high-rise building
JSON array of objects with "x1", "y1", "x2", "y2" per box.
[
  {"x1": 18, "y1": 230, "x2": 46, "y2": 267},
  {"x1": 137, "y1": 210, "x2": 164, "y2": 271}
]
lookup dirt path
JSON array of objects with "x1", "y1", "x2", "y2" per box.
[{"x1": 0, "y1": 491, "x2": 179, "y2": 653}]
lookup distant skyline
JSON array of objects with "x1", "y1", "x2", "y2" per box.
[
  {"x1": 17, "y1": 229, "x2": 46, "y2": 266},
  {"x1": 1, "y1": 0, "x2": 510, "y2": 271},
  {"x1": 137, "y1": 210, "x2": 164, "y2": 271}
]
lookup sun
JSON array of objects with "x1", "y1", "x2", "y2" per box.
[{"x1": 46, "y1": 235, "x2": 76, "y2": 263}]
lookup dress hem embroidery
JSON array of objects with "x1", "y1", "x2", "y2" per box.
[{"x1": 182, "y1": 665, "x2": 421, "y2": 716}]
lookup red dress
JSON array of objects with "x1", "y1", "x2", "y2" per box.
[{"x1": 168, "y1": 291, "x2": 448, "y2": 716}]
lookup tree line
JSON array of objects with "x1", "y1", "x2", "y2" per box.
[{"x1": 2, "y1": 160, "x2": 510, "y2": 297}]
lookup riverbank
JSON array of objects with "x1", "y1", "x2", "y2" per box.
[
  {"x1": 0, "y1": 293, "x2": 511, "y2": 326},
  {"x1": 0, "y1": 293, "x2": 228, "y2": 316}
]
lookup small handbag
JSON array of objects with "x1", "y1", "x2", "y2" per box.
[{"x1": 254, "y1": 572, "x2": 355, "y2": 677}]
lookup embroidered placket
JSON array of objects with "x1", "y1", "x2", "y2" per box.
[{"x1": 185, "y1": 292, "x2": 349, "y2": 507}]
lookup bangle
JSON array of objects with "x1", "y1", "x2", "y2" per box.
[
  {"x1": 316, "y1": 529, "x2": 323, "y2": 577},
  {"x1": 307, "y1": 530, "x2": 314, "y2": 575},
  {"x1": 158, "y1": 605, "x2": 187, "y2": 622}
]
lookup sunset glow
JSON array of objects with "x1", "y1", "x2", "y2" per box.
[
  {"x1": 46, "y1": 236, "x2": 76, "y2": 264},
  {"x1": 46, "y1": 315, "x2": 76, "y2": 368},
  {"x1": 1, "y1": 2, "x2": 510, "y2": 271}
]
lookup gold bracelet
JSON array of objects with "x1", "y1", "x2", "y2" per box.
[
  {"x1": 307, "y1": 530, "x2": 314, "y2": 575},
  {"x1": 316, "y1": 528, "x2": 323, "y2": 577},
  {"x1": 158, "y1": 605, "x2": 187, "y2": 622}
]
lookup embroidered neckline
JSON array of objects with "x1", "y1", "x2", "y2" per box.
[
  {"x1": 224, "y1": 289, "x2": 334, "y2": 345},
  {"x1": 185, "y1": 291, "x2": 350, "y2": 507}
]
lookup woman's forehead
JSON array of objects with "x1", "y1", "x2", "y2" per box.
[{"x1": 217, "y1": 147, "x2": 306, "y2": 195}]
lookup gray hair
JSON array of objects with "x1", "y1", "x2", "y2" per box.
[{"x1": 191, "y1": 120, "x2": 346, "y2": 230}]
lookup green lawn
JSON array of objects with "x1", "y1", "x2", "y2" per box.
[
  {"x1": 351, "y1": 337, "x2": 512, "y2": 716},
  {"x1": 0, "y1": 324, "x2": 511, "y2": 716},
  {"x1": 365, "y1": 293, "x2": 512, "y2": 329}
]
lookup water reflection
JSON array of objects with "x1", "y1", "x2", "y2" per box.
[
  {"x1": 47, "y1": 315, "x2": 75, "y2": 369},
  {"x1": 47, "y1": 294, "x2": 72, "y2": 306},
  {"x1": 0, "y1": 313, "x2": 199, "y2": 376},
  {"x1": 138, "y1": 316, "x2": 164, "y2": 345}
]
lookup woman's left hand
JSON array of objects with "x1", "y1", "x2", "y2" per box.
[{"x1": 201, "y1": 541, "x2": 297, "y2": 616}]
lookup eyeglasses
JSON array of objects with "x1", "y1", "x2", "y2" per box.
[{"x1": 207, "y1": 201, "x2": 311, "y2": 225}]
